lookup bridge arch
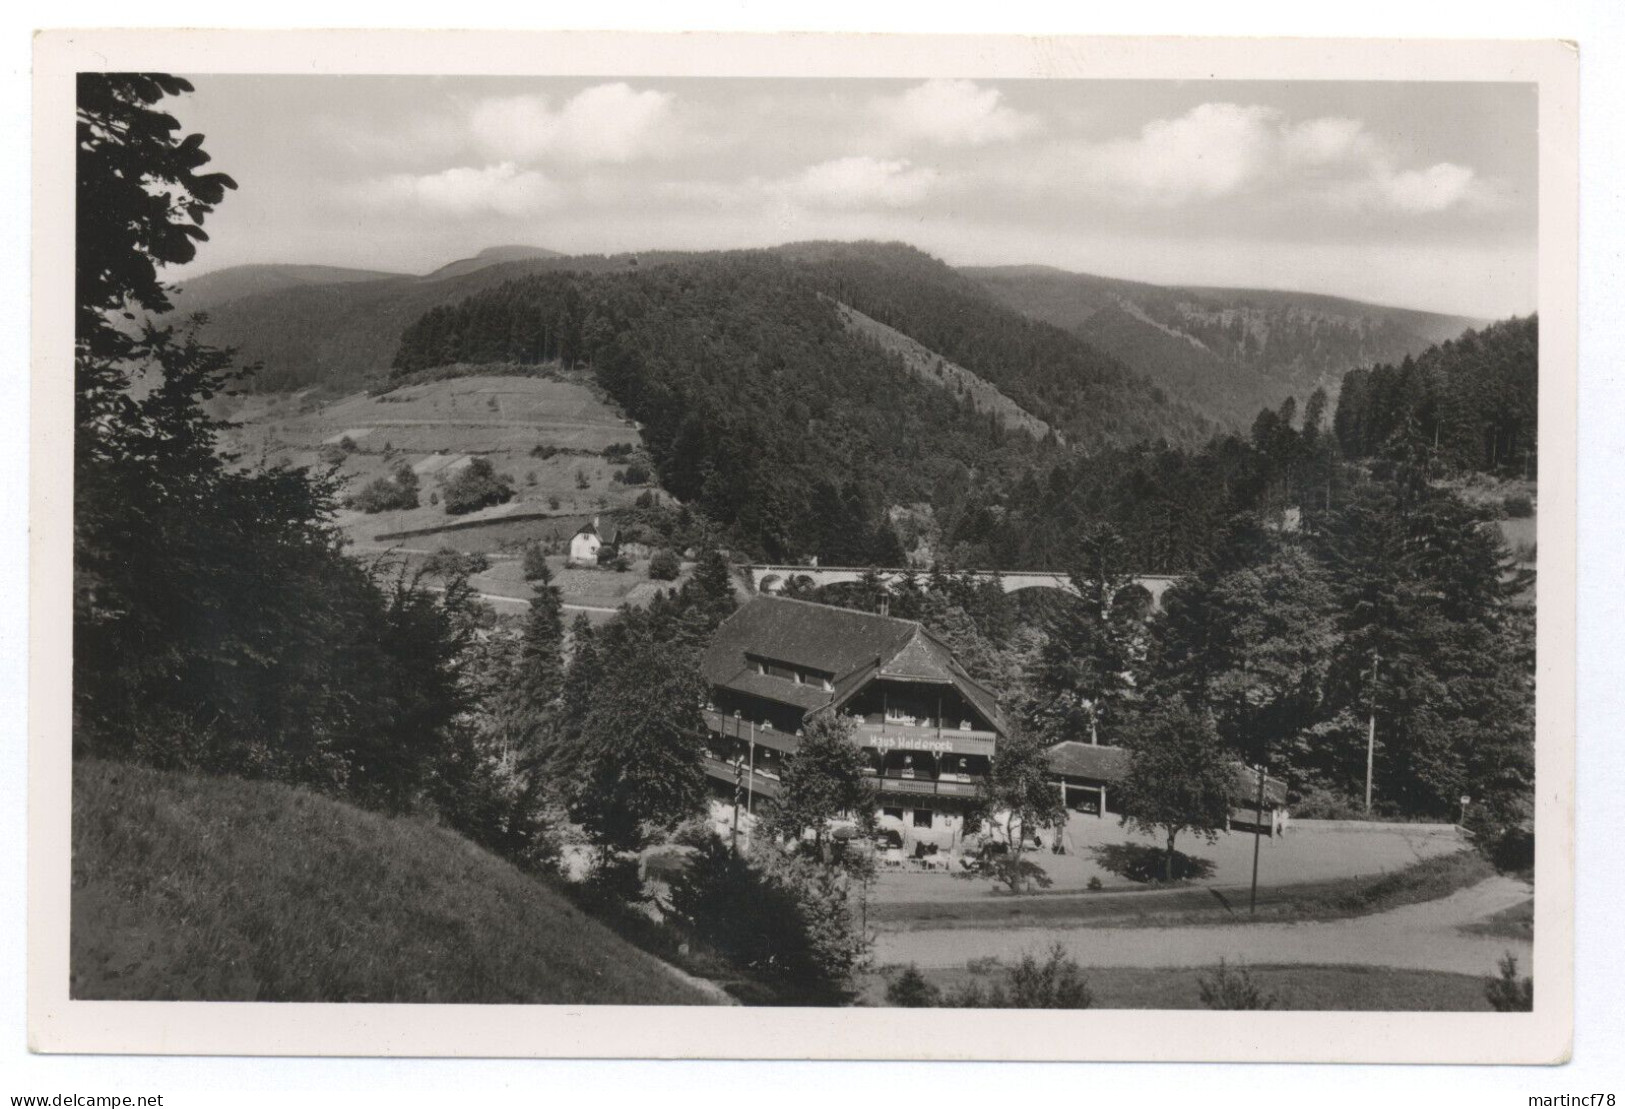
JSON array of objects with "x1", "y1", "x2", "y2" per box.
[{"x1": 743, "y1": 564, "x2": 1183, "y2": 610}]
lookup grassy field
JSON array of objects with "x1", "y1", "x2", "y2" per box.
[
  {"x1": 71, "y1": 760, "x2": 719, "y2": 1005},
  {"x1": 217, "y1": 372, "x2": 654, "y2": 549},
  {"x1": 862, "y1": 962, "x2": 1495, "y2": 1010},
  {"x1": 872, "y1": 848, "x2": 1495, "y2": 932}
]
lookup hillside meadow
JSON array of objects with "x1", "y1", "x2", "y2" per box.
[{"x1": 70, "y1": 760, "x2": 720, "y2": 1005}]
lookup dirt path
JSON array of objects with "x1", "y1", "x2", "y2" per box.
[{"x1": 874, "y1": 876, "x2": 1533, "y2": 976}]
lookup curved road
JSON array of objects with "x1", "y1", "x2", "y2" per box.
[{"x1": 874, "y1": 877, "x2": 1533, "y2": 976}]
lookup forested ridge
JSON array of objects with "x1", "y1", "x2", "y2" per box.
[
  {"x1": 392, "y1": 244, "x2": 1532, "y2": 575},
  {"x1": 1335, "y1": 315, "x2": 1538, "y2": 477},
  {"x1": 391, "y1": 249, "x2": 1216, "y2": 563},
  {"x1": 968, "y1": 264, "x2": 1485, "y2": 430}
]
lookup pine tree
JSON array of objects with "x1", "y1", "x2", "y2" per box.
[{"x1": 1025, "y1": 529, "x2": 1142, "y2": 747}]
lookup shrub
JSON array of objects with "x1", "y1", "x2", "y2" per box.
[
  {"x1": 530, "y1": 443, "x2": 560, "y2": 460},
  {"x1": 1487, "y1": 825, "x2": 1535, "y2": 876},
  {"x1": 649, "y1": 549, "x2": 681, "y2": 581},
  {"x1": 621, "y1": 462, "x2": 652, "y2": 485},
  {"x1": 317, "y1": 443, "x2": 348, "y2": 466},
  {"x1": 1198, "y1": 959, "x2": 1278, "y2": 1009},
  {"x1": 575, "y1": 469, "x2": 590, "y2": 490},
  {"x1": 1502, "y1": 493, "x2": 1535, "y2": 518},
  {"x1": 886, "y1": 965, "x2": 941, "y2": 1008},
  {"x1": 665, "y1": 839, "x2": 869, "y2": 1004},
  {"x1": 602, "y1": 442, "x2": 634, "y2": 460},
  {"x1": 346, "y1": 463, "x2": 420, "y2": 513},
  {"x1": 1004, "y1": 944, "x2": 1094, "y2": 1008},
  {"x1": 421, "y1": 548, "x2": 489, "y2": 578},
  {"x1": 548, "y1": 497, "x2": 561, "y2": 510},
  {"x1": 1087, "y1": 875, "x2": 1104, "y2": 891},
  {"x1": 1485, "y1": 953, "x2": 1533, "y2": 1011},
  {"x1": 443, "y1": 457, "x2": 514, "y2": 515},
  {"x1": 937, "y1": 946, "x2": 1092, "y2": 1009}
]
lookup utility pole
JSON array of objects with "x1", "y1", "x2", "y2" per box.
[
  {"x1": 1365, "y1": 650, "x2": 1381, "y2": 813},
  {"x1": 746, "y1": 721, "x2": 756, "y2": 818},
  {"x1": 731, "y1": 757, "x2": 744, "y2": 854},
  {"x1": 1249, "y1": 762, "x2": 1266, "y2": 915}
]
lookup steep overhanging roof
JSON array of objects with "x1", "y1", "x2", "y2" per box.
[{"x1": 701, "y1": 596, "x2": 1009, "y2": 734}]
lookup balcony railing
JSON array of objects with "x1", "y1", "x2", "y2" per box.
[
  {"x1": 701, "y1": 754, "x2": 781, "y2": 800},
  {"x1": 860, "y1": 768, "x2": 982, "y2": 799}
]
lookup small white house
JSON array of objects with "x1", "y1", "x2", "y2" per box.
[{"x1": 568, "y1": 517, "x2": 602, "y2": 567}]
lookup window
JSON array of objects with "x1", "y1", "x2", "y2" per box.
[
  {"x1": 912, "y1": 809, "x2": 934, "y2": 828},
  {"x1": 882, "y1": 807, "x2": 904, "y2": 821}
]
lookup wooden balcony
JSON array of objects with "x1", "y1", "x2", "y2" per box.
[
  {"x1": 862, "y1": 768, "x2": 981, "y2": 800},
  {"x1": 701, "y1": 754, "x2": 781, "y2": 800}
]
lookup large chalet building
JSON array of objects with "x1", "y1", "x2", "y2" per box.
[
  {"x1": 699, "y1": 596, "x2": 1006, "y2": 837},
  {"x1": 698, "y1": 594, "x2": 1292, "y2": 843}
]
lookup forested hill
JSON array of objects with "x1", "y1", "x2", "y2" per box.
[
  {"x1": 774, "y1": 242, "x2": 1206, "y2": 447},
  {"x1": 162, "y1": 250, "x2": 695, "y2": 394},
  {"x1": 965, "y1": 265, "x2": 1485, "y2": 430},
  {"x1": 387, "y1": 254, "x2": 1047, "y2": 563},
  {"x1": 1334, "y1": 315, "x2": 1538, "y2": 477}
]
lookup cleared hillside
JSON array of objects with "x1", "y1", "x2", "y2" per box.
[
  {"x1": 965, "y1": 265, "x2": 1484, "y2": 430},
  {"x1": 830, "y1": 299, "x2": 1059, "y2": 443},
  {"x1": 70, "y1": 760, "x2": 719, "y2": 1004}
]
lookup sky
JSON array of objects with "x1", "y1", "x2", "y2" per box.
[{"x1": 166, "y1": 75, "x2": 1539, "y2": 318}]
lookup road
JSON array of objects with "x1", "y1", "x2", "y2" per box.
[{"x1": 874, "y1": 876, "x2": 1533, "y2": 976}]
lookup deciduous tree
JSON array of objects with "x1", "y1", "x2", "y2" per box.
[
  {"x1": 768, "y1": 713, "x2": 877, "y2": 857},
  {"x1": 1113, "y1": 703, "x2": 1235, "y2": 881}
]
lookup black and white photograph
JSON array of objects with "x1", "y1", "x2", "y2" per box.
[{"x1": 25, "y1": 28, "x2": 1581, "y2": 1068}]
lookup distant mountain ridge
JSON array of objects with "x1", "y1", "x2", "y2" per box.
[
  {"x1": 168, "y1": 263, "x2": 409, "y2": 315},
  {"x1": 964, "y1": 265, "x2": 1485, "y2": 430},
  {"x1": 166, "y1": 241, "x2": 1483, "y2": 432},
  {"x1": 423, "y1": 244, "x2": 563, "y2": 281}
]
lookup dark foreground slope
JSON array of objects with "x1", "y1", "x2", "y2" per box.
[{"x1": 70, "y1": 760, "x2": 718, "y2": 1004}]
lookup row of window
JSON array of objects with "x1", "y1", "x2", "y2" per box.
[{"x1": 750, "y1": 655, "x2": 835, "y2": 691}]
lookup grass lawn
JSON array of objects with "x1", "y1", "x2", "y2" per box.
[
  {"x1": 71, "y1": 760, "x2": 719, "y2": 1005},
  {"x1": 873, "y1": 848, "x2": 1495, "y2": 931},
  {"x1": 862, "y1": 962, "x2": 1495, "y2": 1010},
  {"x1": 1460, "y1": 898, "x2": 1534, "y2": 941}
]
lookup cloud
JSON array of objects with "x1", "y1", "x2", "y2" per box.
[
  {"x1": 1015, "y1": 102, "x2": 1484, "y2": 215},
  {"x1": 347, "y1": 163, "x2": 563, "y2": 217},
  {"x1": 1372, "y1": 162, "x2": 1481, "y2": 213},
  {"x1": 469, "y1": 83, "x2": 675, "y2": 165},
  {"x1": 872, "y1": 79, "x2": 1040, "y2": 146},
  {"x1": 1087, "y1": 102, "x2": 1280, "y2": 204},
  {"x1": 778, "y1": 156, "x2": 939, "y2": 209}
]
